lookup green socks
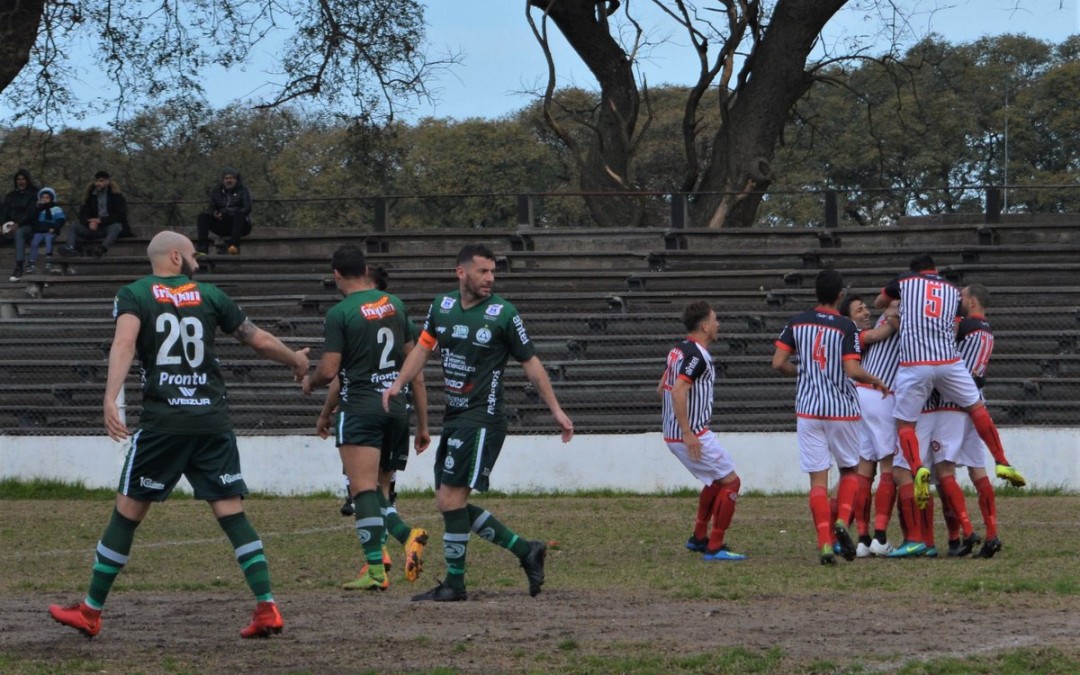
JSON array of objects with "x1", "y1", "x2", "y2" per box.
[
  {"x1": 218, "y1": 512, "x2": 273, "y2": 601},
  {"x1": 378, "y1": 491, "x2": 411, "y2": 545},
  {"x1": 467, "y1": 504, "x2": 530, "y2": 559},
  {"x1": 353, "y1": 490, "x2": 386, "y2": 579},
  {"x1": 85, "y1": 508, "x2": 140, "y2": 610},
  {"x1": 442, "y1": 507, "x2": 470, "y2": 590}
]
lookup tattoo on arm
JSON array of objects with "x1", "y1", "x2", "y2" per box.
[{"x1": 232, "y1": 319, "x2": 258, "y2": 344}]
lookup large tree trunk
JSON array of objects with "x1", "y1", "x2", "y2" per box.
[
  {"x1": 534, "y1": 0, "x2": 644, "y2": 227},
  {"x1": 693, "y1": 0, "x2": 846, "y2": 228},
  {"x1": 0, "y1": 0, "x2": 44, "y2": 95}
]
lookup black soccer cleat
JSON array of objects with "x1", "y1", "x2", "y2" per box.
[
  {"x1": 411, "y1": 580, "x2": 467, "y2": 602},
  {"x1": 520, "y1": 540, "x2": 547, "y2": 597},
  {"x1": 972, "y1": 537, "x2": 1002, "y2": 559},
  {"x1": 339, "y1": 496, "x2": 354, "y2": 517}
]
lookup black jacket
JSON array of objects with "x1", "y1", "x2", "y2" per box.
[
  {"x1": 1, "y1": 169, "x2": 39, "y2": 226},
  {"x1": 78, "y1": 184, "x2": 131, "y2": 234}
]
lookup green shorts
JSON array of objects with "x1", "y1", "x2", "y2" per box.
[
  {"x1": 335, "y1": 410, "x2": 410, "y2": 473},
  {"x1": 434, "y1": 426, "x2": 507, "y2": 492},
  {"x1": 118, "y1": 428, "x2": 248, "y2": 502}
]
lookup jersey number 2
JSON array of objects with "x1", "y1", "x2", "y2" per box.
[
  {"x1": 376, "y1": 327, "x2": 395, "y2": 369},
  {"x1": 156, "y1": 314, "x2": 205, "y2": 367}
]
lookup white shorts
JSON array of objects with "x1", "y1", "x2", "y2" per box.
[
  {"x1": 796, "y1": 417, "x2": 860, "y2": 473},
  {"x1": 931, "y1": 410, "x2": 985, "y2": 468},
  {"x1": 893, "y1": 411, "x2": 939, "y2": 472},
  {"x1": 893, "y1": 362, "x2": 981, "y2": 422},
  {"x1": 856, "y1": 386, "x2": 896, "y2": 462},
  {"x1": 665, "y1": 430, "x2": 736, "y2": 485}
]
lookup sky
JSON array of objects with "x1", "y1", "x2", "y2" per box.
[{"x1": 2, "y1": 0, "x2": 1077, "y2": 127}]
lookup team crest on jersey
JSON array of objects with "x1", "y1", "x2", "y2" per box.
[
  {"x1": 152, "y1": 283, "x2": 202, "y2": 308},
  {"x1": 485, "y1": 304, "x2": 503, "y2": 316},
  {"x1": 476, "y1": 327, "x2": 492, "y2": 344},
  {"x1": 440, "y1": 297, "x2": 457, "y2": 310},
  {"x1": 360, "y1": 295, "x2": 397, "y2": 320}
]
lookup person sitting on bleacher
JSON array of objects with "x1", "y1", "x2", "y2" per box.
[
  {"x1": 4, "y1": 168, "x2": 40, "y2": 281},
  {"x1": 195, "y1": 168, "x2": 252, "y2": 256},
  {"x1": 24, "y1": 187, "x2": 66, "y2": 276},
  {"x1": 63, "y1": 170, "x2": 131, "y2": 258}
]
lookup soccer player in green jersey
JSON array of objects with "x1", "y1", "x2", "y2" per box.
[
  {"x1": 48, "y1": 230, "x2": 310, "y2": 639},
  {"x1": 304, "y1": 246, "x2": 431, "y2": 591},
  {"x1": 383, "y1": 244, "x2": 574, "y2": 602}
]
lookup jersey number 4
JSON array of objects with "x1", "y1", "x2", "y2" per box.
[
  {"x1": 156, "y1": 314, "x2": 205, "y2": 367},
  {"x1": 812, "y1": 328, "x2": 828, "y2": 371}
]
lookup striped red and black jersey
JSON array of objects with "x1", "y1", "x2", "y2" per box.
[
  {"x1": 661, "y1": 337, "x2": 714, "y2": 440},
  {"x1": 881, "y1": 270, "x2": 962, "y2": 366},
  {"x1": 775, "y1": 307, "x2": 861, "y2": 420},
  {"x1": 857, "y1": 314, "x2": 902, "y2": 390},
  {"x1": 936, "y1": 314, "x2": 994, "y2": 411}
]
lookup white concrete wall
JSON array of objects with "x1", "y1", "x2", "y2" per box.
[{"x1": 2, "y1": 427, "x2": 1077, "y2": 494}]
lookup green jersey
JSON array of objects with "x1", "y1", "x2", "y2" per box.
[
  {"x1": 323, "y1": 289, "x2": 412, "y2": 416},
  {"x1": 113, "y1": 274, "x2": 244, "y2": 434},
  {"x1": 419, "y1": 291, "x2": 536, "y2": 427}
]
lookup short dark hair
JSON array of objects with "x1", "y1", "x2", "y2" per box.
[
  {"x1": 838, "y1": 293, "x2": 864, "y2": 320},
  {"x1": 94, "y1": 170, "x2": 110, "y2": 180},
  {"x1": 331, "y1": 245, "x2": 367, "y2": 278},
  {"x1": 682, "y1": 301, "x2": 713, "y2": 332},
  {"x1": 965, "y1": 283, "x2": 990, "y2": 309},
  {"x1": 457, "y1": 244, "x2": 496, "y2": 266},
  {"x1": 909, "y1": 253, "x2": 935, "y2": 272},
  {"x1": 815, "y1": 269, "x2": 844, "y2": 305},
  {"x1": 368, "y1": 264, "x2": 389, "y2": 291}
]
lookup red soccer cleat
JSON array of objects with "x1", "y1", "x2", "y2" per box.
[
  {"x1": 48, "y1": 602, "x2": 102, "y2": 638},
  {"x1": 240, "y1": 601, "x2": 284, "y2": 639}
]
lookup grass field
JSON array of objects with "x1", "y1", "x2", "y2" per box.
[{"x1": 1, "y1": 483, "x2": 1078, "y2": 673}]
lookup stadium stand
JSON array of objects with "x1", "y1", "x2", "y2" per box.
[{"x1": 1, "y1": 216, "x2": 1077, "y2": 435}]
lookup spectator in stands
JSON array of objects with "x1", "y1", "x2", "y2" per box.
[
  {"x1": 195, "y1": 168, "x2": 252, "y2": 255},
  {"x1": 64, "y1": 170, "x2": 131, "y2": 257},
  {"x1": 771, "y1": 269, "x2": 889, "y2": 565},
  {"x1": 382, "y1": 243, "x2": 573, "y2": 602},
  {"x1": 24, "y1": 187, "x2": 66, "y2": 276},
  {"x1": 839, "y1": 293, "x2": 900, "y2": 557},
  {"x1": 304, "y1": 246, "x2": 431, "y2": 591},
  {"x1": 47, "y1": 230, "x2": 309, "y2": 640},
  {"x1": 659, "y1": 300, "x2": 746, "y2": 561},
  {"x1": 4, "y1": 168, "x2": 40, "y2": 281}
]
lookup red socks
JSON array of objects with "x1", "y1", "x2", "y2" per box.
[
  {"x1": 835, "y1": 473, "x2": 858, "y2": 528},
  {"x1": 809, "y1": 486, "x2": 832, "y2": 548},
  {"x1": 897, "y1": 426, "x2": 922, "y2": 472},
  {"x1": 874, "y1": 473, "x2": 896, "y2": 533},
  {"x1": 707, "y1": 477, "x2": 740, "y2": 551},
  {"x1": 970, "y1": 406, "x2": 1008, "y2": 466},
  {"x1": 974, "y1": 475, "x2": 998, "y2": 539},
  {"x1": 853, "y1": 474, "x2": 874, "y2": 537},
  {"x1": 938, "y1": 475, "x2": 973, "y2": 539},
  {"x1": 897, "y1": 482, "x2": 923, "y2": 543},
  {"x1": 695, "y1": 481, "x2": 723, "y2": 540}
]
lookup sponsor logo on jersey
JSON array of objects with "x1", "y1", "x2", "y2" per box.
[
  {"x1": 444, "y1": 378, "x2": 473, "y2": 393},
  {"x1": 512, "y1": 314, "x2": 530, "y2": 345},
  {"x1": 139, "y1": 476, "x2": 165, "y2": 490},
  {"x1": 485, "y1": 304, "x2": 503, "y2": 317},
  {"x1": 452, "y1": 324, "x2": 469, "y2": 339},
  {"x1": 440, "y1": 297, "x2": 457, "y2": 310},
  {"x1": 168, "y1": 397, "x2": 212, "y2": 406},
  {"x1": 476, "y1": 327, "x2": 492, "y2": 344},
  {"x1": 447, "y1": 437, "x2": 464, "y2": 449},
  {"x1": 152, "y1": 283, "x2": 202, "y2": 308},
  {"x1": 360, "y1": 295, "x2": 397, "y2": 320},
  {"x1": 436, "y1": 326, "x2": 446, "y2": 333},
  {"x1": 159, "y1": 372, "x2": 207, "y2": 386},
  {"x1": 179, "y1": 386, "x2": 197, "y2": 396},
  {"x1": 219, "y1": 473, "x2": 243, "y2": 485}
]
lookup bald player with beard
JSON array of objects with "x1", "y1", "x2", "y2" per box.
[{"x1": 48, "y1": 230, "x2": 310, "y2": 640}]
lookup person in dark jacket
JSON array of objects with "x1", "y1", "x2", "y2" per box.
[
  {"x1": 195, "y1": 168, "x2": 252, "y2": 255},
  {"x1": 4, "y1": 168, "x2": 40, "y2": 281},
  {"x1": 64, "y1": 170, "x2": 131, "y2": 257}
]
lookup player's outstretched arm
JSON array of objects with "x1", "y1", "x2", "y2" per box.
[
  {"x1": 521, "y1": 356, "x2": 573, "y2": 442},
  {"x1": 843, "y1": 359, "x2": 890, "y2": 397},
  {"x1": 383, "y1": 341, "x2": 432, "y2": 412},
  {"x1": 232, "y1": 319, "x2": 310, "y2": 380},
  {"x1": 304, "y1": 351, "x2": 341, "y2": 394},
  {"x1": 103, "y1": 313, "x2": 140, "y2": 441}
]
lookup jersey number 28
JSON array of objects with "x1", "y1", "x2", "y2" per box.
[{"x1": 156, "y1": 314, "x2": 205, "y2": 367}]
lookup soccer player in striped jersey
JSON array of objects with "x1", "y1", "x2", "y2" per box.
[
  {"x1": 839, "y1": 294, "x2": 900, "y2": 557},
  {"x1": 772, "y1": 269, "x2": 890, "y2": 565},
  {"x1": 660, "y1": 301, "x2": 746, "y2": 561},
  {"x1": 927, "y1": 284, "x2": 1004, "y2": 558},
  {"x1": 875, "y1": 255, "x2": 1025, "y2": 518}
]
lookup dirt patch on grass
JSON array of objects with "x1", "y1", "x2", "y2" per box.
[{"x1": 3, "y1": 588, "x2": 1078, "y2": 672}]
